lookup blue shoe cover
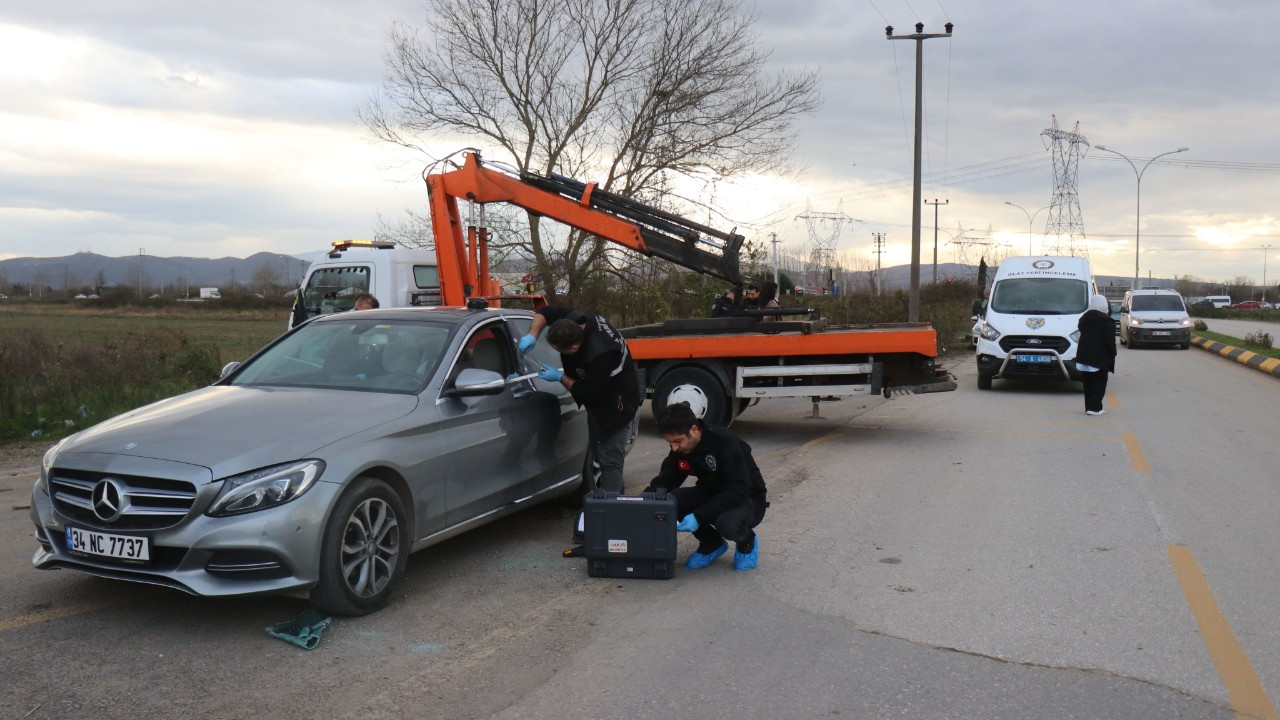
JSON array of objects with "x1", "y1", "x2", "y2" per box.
[
  {"x1": 733, "y1": 538, "x2": 759, "y2": 572},
  {"x1": 685, "y1": 541, "x2": 728, "y2": 570}
]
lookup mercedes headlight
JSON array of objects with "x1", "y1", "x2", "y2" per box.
[
  {"x1": 1069, "y1": 330, "x2": 1081, "y2": 343},
  {"x1": 208, "y1": 460, "x2": 325, "y2": 517},
  {"x1": 1129, "y1": 317, "x2": 1143, "y2": 326},
  {"x1": 1179, "y1": 317, "x2": 1192, "y2": 327},
  {"x1": 979, "y1": 322, "x2": 1001, "y2": 341},
  {"x1": 38, "y1": 438, "x2": 69, "y2": 494}
]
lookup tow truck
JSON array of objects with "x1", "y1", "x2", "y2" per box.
[{"x1": 296, "y1": 151, "x2": 955, "y2": 425}]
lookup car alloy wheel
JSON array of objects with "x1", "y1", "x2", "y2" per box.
[
  {"x1": 313, "y1": 477, "x2": 408, "y2": 616},
  {"x1": 341, "y1": 497, "x2": 400, "y2": 598}
]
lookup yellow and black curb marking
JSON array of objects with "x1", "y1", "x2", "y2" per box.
[{"x1": 1190, "y1": 335, "x2": 1280, "y2": 378}]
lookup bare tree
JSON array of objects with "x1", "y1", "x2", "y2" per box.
[
  {"x1": 361, "y1": 0, "x2": 819, "y2": 298},
  {"x1": 251, "y1": 264, "x2": 283, "y2": 297}
]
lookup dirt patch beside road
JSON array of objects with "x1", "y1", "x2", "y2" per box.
[{"x1": 0, "y1": 441, "x2": 52, "y2": 495}]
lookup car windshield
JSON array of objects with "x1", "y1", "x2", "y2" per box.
[
  {"x1": 230, "y1": 318, "x2": 453, "y2": 392},
  {"x1": 1132, "y1": 295, "x2": 1186, "y2": 312},
  {"x1": 990, "y1": 278, "x2": 1089, "y2": 315}
]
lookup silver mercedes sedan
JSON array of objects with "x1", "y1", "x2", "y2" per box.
[{"x1": 30, "y1": 306, "x2": 606, "y2": 615}]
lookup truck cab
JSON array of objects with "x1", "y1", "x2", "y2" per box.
[
  {"x1": 974, "y1": 256, "x2": 1095, "y2": 390},
  {"x1": 291, "y1": 240, "x2": 441, "y2": 328}
]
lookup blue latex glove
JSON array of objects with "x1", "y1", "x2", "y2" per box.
[
  {"x1": 676, "y1": 514, "x2": 699, "y2": 533},
  {"x1": 537, "y1": 366, "x2": 563, "y2": 382},
  {"x1": 518, "y1": 334, "x2": 538, "y2": 354}
]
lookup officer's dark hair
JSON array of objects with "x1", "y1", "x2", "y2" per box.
[
  {"x1": 547, "y1": 318, "x2": 585, "y2": 350},
  {"x1": 657, "y1": 402, "x2": 698, "y2": 436},
  {"x1": 746, "y1": 283, "x2": 759, "y2": 292}
]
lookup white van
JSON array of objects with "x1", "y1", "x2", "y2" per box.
[
  {"x1": 289, "y1": 240, "x2": 441, "y2": 328},
  {"x1": 1120, "y1": 289, "x2": 1191, "y2": 349},
  {"x1": 974, "y1": 256, "x2": 1095, "y2": 389},
  {"x1": 1203, "y1": 295, "x2": 1232, "y2": 309}
]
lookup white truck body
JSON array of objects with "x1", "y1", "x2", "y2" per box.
[
  {"x1": 290, "y1": 241, "x2": 441, "y2": 328},
  {"x1": 200, "y1": 287, "x2": 221, "y2": 299},
  {"x1": 974, "y1": 256, "x2": 1095, "y2": 389}
]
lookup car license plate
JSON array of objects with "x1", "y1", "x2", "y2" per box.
[
  {"x1": 1153, "y1": 330, "x2": 1171, "y2": 336},
  {"x1": 1017, "y1": 354, "x2": 1052, "y2": 364},
  {"x1": 66, "y1": 526, "x2": 150, "y2": 561}
]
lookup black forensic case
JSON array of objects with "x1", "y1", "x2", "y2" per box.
[{"x1": 583, "y1": 489, "x2": 677, "y2": 579}]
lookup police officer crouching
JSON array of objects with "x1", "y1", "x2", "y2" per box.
[{"x1": 645, "y1": 403, "x2": 768, "y2": 571}]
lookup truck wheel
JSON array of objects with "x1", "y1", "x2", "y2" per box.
[
  {"x1": 652, "y1": 366, "x2": 730, "y2": 426},
  {"x1": 977, "y1": 370, "x2": 993, "y2": 390},
  {"x1": 311, "y1": 477, "x2": 408, "y2": 616}
]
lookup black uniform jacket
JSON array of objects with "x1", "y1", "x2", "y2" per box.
[
  {"x1": 649, "y1": 422, "x2": 768, "y2": 523},
  {"x1": 537, "y1": 306, "x2": 639, "y2": 433},
  {"x1": 1076, "y1": 309, "x2": 1117, "y2": 373}
]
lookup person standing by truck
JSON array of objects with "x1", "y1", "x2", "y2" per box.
[
  {"x1": 519, "y1": 307, "x2": 640, "y2": 557},
  {"x1": 1075, "y1": 294, "x2": 1117, "y2": 415}
]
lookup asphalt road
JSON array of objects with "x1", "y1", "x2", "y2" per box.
[{"x1": 2, "y1": 345, "x2": 1277, "y2": 719}]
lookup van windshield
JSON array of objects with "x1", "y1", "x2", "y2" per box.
[
  {"x1": 1131, "y1": 295, "x2": 1186, "y2": 312},
  {"x1": 990, "y1": 278, "x2": 1089, "y2": 315}
]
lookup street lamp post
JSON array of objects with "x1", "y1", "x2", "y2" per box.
[
  {"x1": 1004, "y1": 201, "x2": 1050, "y2": 255},
  {"x1": 1093, "y1": 145, "x2": 1189, "y2": 289}
]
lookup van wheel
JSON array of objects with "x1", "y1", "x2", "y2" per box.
[
  {"x1": 652, "y1": 366, "x2": 729, "y2": 426},
  {"x1": 977, "y1": 370, "x2": 993, "y2": 390},
  {"x1": 311, "y1": 477, "x2": 407, "y2": 616}
]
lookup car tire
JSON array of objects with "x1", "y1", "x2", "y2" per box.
[
  {"x1": 651, "y1": 366, "x2": 730, "y2": 426},
  {"x1": 977, "y1": 370, "x2": 993, "y2": 390},
  {"x1": 312, "y1": 477, "x2": 408, "y2": 617}
]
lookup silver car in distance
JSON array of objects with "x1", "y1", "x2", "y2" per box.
[{"x1": 30, "y1": 306, "x2": 604, "y2": 615}]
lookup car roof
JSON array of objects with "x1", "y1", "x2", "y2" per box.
[{"x1": 309, "y1": 306, "x2": 534, "y2": 324}]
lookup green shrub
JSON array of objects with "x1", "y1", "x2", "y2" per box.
[
  {"x1": 1244, "y1": 331, "x2": 1274, "y2": 349},
  {"x1": 1193, "y1": 319, "x2": 1208, "y2": 331}
]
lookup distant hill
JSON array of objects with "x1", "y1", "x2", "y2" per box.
[
  {"x1": 1, "y1": 250, "x2": 1177, "y2": 296},
  {"x1": 0, "y1": 251, "x2": 309, "y2": 292}
]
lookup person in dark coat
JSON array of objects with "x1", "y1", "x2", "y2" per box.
[
  {"x1": 1076, "y1": 294, "x2": 1117, "y2": 415},
  {"x1": 711, "y1": 288, "x2": 736, "y2": 317},
  {"x1": 645, "y1": 403, "x2": 768, "y2": 572},
  {"x1": 520, "y1": 306, "x2": 640, "y2": 557}
]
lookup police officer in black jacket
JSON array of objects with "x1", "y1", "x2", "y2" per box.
[
  {"x1": 520, "y1": 306, "x2": 640, "y2": 555},
  {"x1": 645, "y1": 403, "x2": 767, "y2": 572}
]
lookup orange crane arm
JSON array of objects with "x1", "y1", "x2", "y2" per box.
[{"x1": 426, "y1": 152, "x2": 743, "y2": 306}]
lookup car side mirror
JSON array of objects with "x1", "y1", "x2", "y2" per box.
[
  {"x1": 220, "y1": 361, "x2": 240, "y2": 378},
  {"x1": 447, "y1": 368, "x2": 507, "y2": 397}
]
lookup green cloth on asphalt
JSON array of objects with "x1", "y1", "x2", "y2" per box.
[{"x1": 265, "y1": 608, "x2": 332, "y2": 650}]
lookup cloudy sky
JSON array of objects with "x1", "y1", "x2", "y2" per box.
[{"x1": 4, "y1": 0, "x2": 1279, "y2": 285}]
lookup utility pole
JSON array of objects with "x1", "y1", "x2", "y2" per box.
[
  {"x1": 138, "y1": 248, "x2": 145, "y2": 298},
  {"x1": 872, "y1": 232, "x2": 886, "y2": 296},
  {"x1": 925, "y1": 198, "x2": 948, "y2": 283},
  {"x1": 887, "y1": 21, "x2": 953, "y2": 321},
  {"x1": 1263, "y1": 245, "x2": 1273, "y2": 303},
  {"x1": 770, "y1": 232, "x2": 780, "y2": 286}
]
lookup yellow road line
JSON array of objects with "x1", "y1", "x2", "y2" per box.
[
  {"x1": 1168, "y1": 544, "x2": 1278, "y2": 720},
  {"x1": 0, "y1": 598, "x2": 120, "y2": 632},
  {"x1": 1121, "y1": 433, "x2": 1150, "y2": 473},
  {"x1": 1106, "y1": 391, "x2": 1122, "y2": 409}
]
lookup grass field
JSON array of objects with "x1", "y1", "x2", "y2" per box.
[
  {"x1": 0, "y1": 304, "x2": 290, "y2": 443},
  {"x1": 0, "y1": 304, "x2": 287, "y2": 362}
]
